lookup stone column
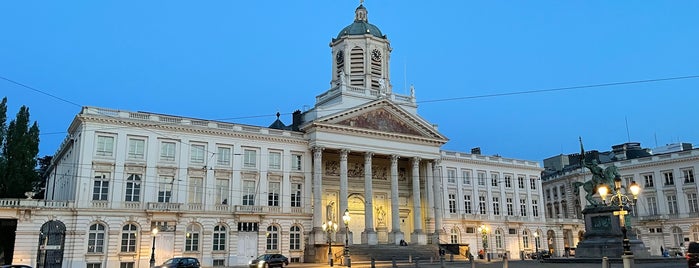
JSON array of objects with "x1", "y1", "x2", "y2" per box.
[
  {"x1": 425, "y1": 161, "x2": 434, "y2": 233},
  {"x1": 362, "y1": 152, "x2": 378, "y2": 245},
  {"x1": 389, "y1": 155, "x2": 404, "y2": 244},
  {"x1": 432, "y1": 160, "x2": 445, "y2": 244},
  {"x1": 411, "y1": 157, "x2": 426, "y2": 245},
  {"x1": 312, "y1": 147, "x2": 325, "y2": 244},
  {"x1": 339, "y1": 149, "x2": 350, "y2": 239}
]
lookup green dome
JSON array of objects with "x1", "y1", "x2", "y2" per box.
[
  {"x1": 337, "y1": 21, "x2": 384, "y2": 39},
  {"x1": 335, "y1": 4, "x2": 386, "y2": 40}
]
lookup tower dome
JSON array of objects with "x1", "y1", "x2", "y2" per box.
[{"x1": 335, "y1": 4, "x2": 386, "y2": 40}]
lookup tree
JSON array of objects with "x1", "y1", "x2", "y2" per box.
[{"x1": 0, "y1": 97, "x2": 41, "y2": 198}]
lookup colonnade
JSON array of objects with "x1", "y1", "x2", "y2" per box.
[{"x1": 311, "y1": 147, "x2": 443, "y2": 245}]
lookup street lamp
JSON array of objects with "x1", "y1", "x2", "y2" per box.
[
  {"x1": 533, "y1": 231, "x2": 540, "y2": 260},
  {"x1": 322, "y1": 219, "x2": 338, "y2": 267},
  {"x1": 598, "y1": 176, "x2": 641, "y2": 268},
  {"x1": 149, "y1": 227, "x2": 159, "y2": 268},
  {"x1": 477, "y1": 224, "x2": 490, "y2": 262},
  {"x1": 342, "y1": 209, "x2": 351, "y2": 267}
]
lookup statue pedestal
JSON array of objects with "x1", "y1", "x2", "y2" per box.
[
  {"x1": 575, "y1": 206, "x2": 649, "y2": 258},
  {"x1": 377, "y1": 226, "x2": 388, "y2": 244}
]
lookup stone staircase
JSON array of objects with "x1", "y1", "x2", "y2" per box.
[{"x1": 344, "y1": 244, "x2": 469, "y2": 264}]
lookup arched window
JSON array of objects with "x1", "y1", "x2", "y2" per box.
[
  {"x1": 120, "y1": 224, "x2": 138, "y2": 252},
  {"x1": 522, "y1": 230, "x2": 530, "y2": 249},
  {"x1": 495, "y1": 229, "x2": 503, "y2": 249},
  {"x1": 88, "y1": 223, "x2": 106, "y2": 253},
  {"x1": 213, "y1": 224, "x2": 226, "y2": 251},
  {"x1": 267, "y1": 225, "x2": 279, "y2": 250},
  {"x1": 185, "y1": 224, "x2": 201, "y2": 251},
  {"x1": 692, "y1": 225, "x2": 699, "y2": 241},
  {"x1": 290, "y1": 226, "x2": 302, "y2": 250},
  {"x1": 450, "y1": 228, "x2": 459, "y2": 244}
]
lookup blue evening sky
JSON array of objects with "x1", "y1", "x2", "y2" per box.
[{"x1": 1, "y1": 1, "x2": 698, "y2": 162}]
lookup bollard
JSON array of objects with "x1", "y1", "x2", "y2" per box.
[
  {"x1": 471, "y1": 256, "x2": 476, "y2": 268},
  {"x1": 414, "y1": 257, "x2": 419, "y2": 268},
  {"x1": 392, "y1": 256, "x2": 397, "y2": 268},
  {"x1": 440, "y1": 255, "x2": 445, "y2": 268},
  {"x1": 430, "y1": 256, "x2": 434, "y2": 263},
  {"x1": 450, "y1": 254, "x2": 454, "y2": 262},
  {"x1": 502, "y1": 254, "x2": 508, "y2": 268},
  {"x1": 409, "y1": 254, "x2": 412, "y2": 263},
  {"x1": 371, "y1": 257, "x2": 376, "y2": 268},
  {"x1": 601, "y1": 256, "x2": 609, "y2": 268}
]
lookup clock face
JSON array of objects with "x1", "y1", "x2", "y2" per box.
[
  {"x1": 336, "y1": 51, "x2": 344, "y2": 64},
  {"x1": 371, "y1": 49, "x2": 382, "y2": 61}
]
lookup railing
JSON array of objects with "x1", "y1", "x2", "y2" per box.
[
  {"x1": 0, "y1": 199, "x2": 72, "y2": 208},
  {"x1": 146, "y1": 202, "x2": 183, "y2": 211}
]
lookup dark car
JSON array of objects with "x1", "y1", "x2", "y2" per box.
[
  {"x1": 0, "y1": 265, "x2": 33, "y2": 268},
  {"x1": 531, "y1": 250, "x2": 551, "y2": 259},
  {"x1": 687, "y1": 242, "x2": 699, "y2": 267},
  {"x1": 249, "y1": 254, "x2": 289, "y2": 268},
  {"x1": 155, "y1": 257, "x2": 201, "y2": 268}
]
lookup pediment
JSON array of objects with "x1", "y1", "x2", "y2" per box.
[{"x1": 311, "y1": 99, "x2": 447, "y2": 142}]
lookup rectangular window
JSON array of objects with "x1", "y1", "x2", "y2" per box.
[
  {"x1": 447, "y1": 169, "x2": 457, "y2": 184},
  {"x1": 124, "y1": 173, "x2": 141, "y2": 202},
  {"x1": 448, "y1": 194, "x2": 457, "y2": 214},
  {"x1": 190, "y1": 144, "x2": 205, "y2": 164},
  {"x1": 491, "y1": 173, "x2": 499, "y2": 187},
  {"x1": 663, "y1": 171, "x2": 675, "y2": 185},
  {"x1": 269, "y1": 151, "x2": 282, "y2": 170},
  {"x1": 687, "y1": 193, "x2": 699, "y2": 213},
  {"x1": 532, "y1": 200, "x2": 539, "y2": 217},
  {"x1": 667, "y1": 195, "x2": 678, "y2": 214},
  {"x1": 504, "y1": 175, "x2": 512, "y2": 188},
  {"x1": 96, "y1": 135, "x2": 115, "y2": 157},
  {"x1": 560, "y1": 186, "x2": 566, "y2": 197},
  {"x1": 215, "y1": 178, "x2": 230, "y2": 205},
  {"x1": 243, "y1": 149, "x2": 257, "y2": 168},
  {"x1": 530, "y1": 177, "x2": 537, "y2": 190},
  {"x1": 518, "y1": 176, "x2": 525, "y2": 189},
  {"x1": 158, "y1": 176, "x2": 173, "y2": 203},
  {"x1": 188, "y1": 177, "x2": 203, "y2": 204},
  {"x1": 647, "y1": 196, "x2": 658, "y2": 215},
  {"x1": 520, "y1": 198, "x2": 527, "y2": 217},
  {"x1": 292, "y1": 154, "x2": 303, "y2": 171},
  {"x1": 268, "y1": 182, "x2": 280, "y2": 206},
  {"x1": 87, "y1": 264, "x2": 101, "y2": 268},
  {"x1": 291, "y1": 183, "x2": 302, "y2": 207},
  {"x1": 643, "y1": 173, "x2": 654, "y2": 187},
  {"x1": 506, "y1": 197, "x2": 514, "y2": 216},
  {"x1": 217, "y1": 146, "x2": 232, "y2": 166},
  {"x1": 160, "y1": 141, "x2": 176, "y2": 162},
  {"x1": 120, "y1": 263, "x2": 134, "y2": 268},
  {"x1": 683, "y1": 169, "x2": 695, "y2": 183},
  {"x1": 127, "y1": 137, "x2": 145, "y2": 160},
  {"x1": 243, "y1": 180, "x2": 256, "y2": 205},
  {"x1": 479, "y1": 195, "x2": 487, "y2": 214},
  {"x1": 462, "y1": 170, "x2": 472, "y2": 185},
  {"x1": 213, "y1": 260, "x2": 225, "y2": 267},
  {"x1": 477, "y1": 172, "x2": 486, "y2": 186},
  {"x1": 493, "y1": 197, "x2": 500, "y2": 215},
  {"x1": 93, "y1": 172, "x2": 110, "y2": 201},
  {"x1": 464, "y1": 195, "x2": 472, "y2": 214}
]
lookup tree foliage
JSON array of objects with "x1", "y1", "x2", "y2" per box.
[{"x1": 0, "y1": 97, "x2": 41, "y2": 198}]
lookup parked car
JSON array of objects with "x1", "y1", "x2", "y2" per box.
[
  {"x1": 531, "y1": 250, "x2": 551, "y2": 259},
  {"x1": 249, "y1": 254, "x2": 289, "y2": 268},
  {"x1": 1, "y1": 265, "x2": 33, "y2": 268},
  {"x1": 154, "y1": 257, "x2": 201, "y2": 268},
  {"x1": 687, "y1": 242, "x2": 699, "y2": 267}
]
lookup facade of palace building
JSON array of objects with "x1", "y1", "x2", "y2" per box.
[
  {"x1": 542, "y1": 142, "x2": 699, "y2": 257},
  {"x1": 0, "y1": 3, "x2": 551, "y2": 268}
]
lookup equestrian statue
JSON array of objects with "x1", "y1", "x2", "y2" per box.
[{"x1": 572, "y1": 137, "x2": 619, "y2": 206}]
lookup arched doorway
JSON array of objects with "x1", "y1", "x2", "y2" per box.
[
  {"x1": 36, "y1": 220, "x2": 66, "y2": 268},
  {"x1": 546, "y1": 230, "x2": 556, "y2": 256},
  {"x1": 348, "y1": 193, "x2": 366, "y2": 244}
]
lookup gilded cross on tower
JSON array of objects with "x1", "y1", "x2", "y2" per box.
[{"x1": 360, "y1": 0, "x2": 364, "y2": 5}]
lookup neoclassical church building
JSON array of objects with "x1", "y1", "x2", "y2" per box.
[{"x1": 0, "y1": 3, "x2": 548, "y2": 267}]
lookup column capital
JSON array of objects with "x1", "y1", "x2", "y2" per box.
[
  {"x1": 390, "y1": 154, "x2": 400, "y2": 163},
  {"x1": 412, "y1": 157, "x2": 421, "y2": 165},
  {"x1": 364, "y1": 151, "x2": 374, "y2": 158},
  {"x1": 340, "y1": 149, "x2": 350, "y2": 159}
]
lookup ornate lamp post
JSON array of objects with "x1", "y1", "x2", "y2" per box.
[
  {"x1": 477, "y1": 224, "x2": 490, "y2": 262},
  {"x1": 149, "y1": 227, "x2": 159, "y2": 268},
  {"x1": 322, "y1": 219, "x2": 338, "y2": 267},
  {"x1": 343, "y1": 209, "x2": 351, "y2": 267},
  {"x1": 598, "y1": 176, "x2": 641, "y2": 268},
  {"x1": 533, "y1": 231, "x2": 540, "y2": 260}
]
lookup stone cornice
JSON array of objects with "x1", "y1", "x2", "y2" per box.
[
  {"x1": 312, "y1": 122, "x2": 447, "y2": 146},
  {"x1": 439, "y1": 155, "x2": 543, "y2": 172}
]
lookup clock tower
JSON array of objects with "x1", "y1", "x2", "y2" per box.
[{"x1": 330, "y1": 3, "x2": 392, "y2": 92}]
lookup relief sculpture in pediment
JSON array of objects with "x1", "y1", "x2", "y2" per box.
[{"x1": 338, "y1": 110, "x2": 421, "y2": 136}]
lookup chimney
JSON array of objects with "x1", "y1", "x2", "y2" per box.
[
  {"x1": 471, "y1": 147, "x2": 481, "y2": 155},
  {"x1": 291, "y1": 110, "x2": 303, "y2": 131}
]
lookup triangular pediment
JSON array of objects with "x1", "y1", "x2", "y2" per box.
[{"x1": 309, "y1": 99, "x2": 447, "y2": 142}]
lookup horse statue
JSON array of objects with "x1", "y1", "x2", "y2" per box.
[{"x1": 572, "y1": 137, "x2": 621, "y2": 206}]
